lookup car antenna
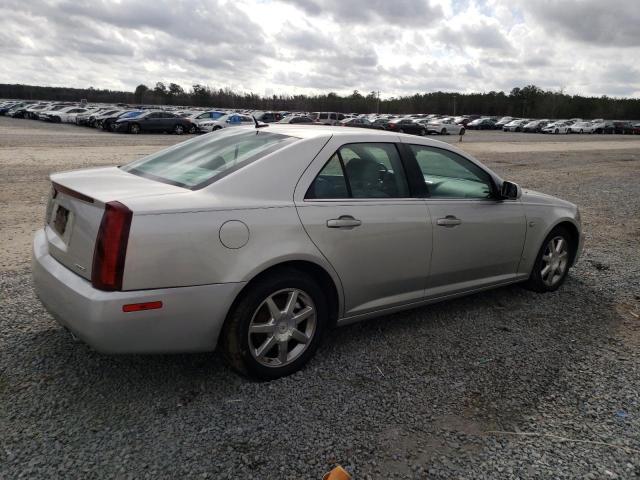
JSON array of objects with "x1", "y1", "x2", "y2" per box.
[{"x1": 252, "y1": 115, "x2": 268, "y2": 129}]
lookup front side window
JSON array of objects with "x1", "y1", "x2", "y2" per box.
[
  {"x1": 410, "y1": 145, "x2": 493, "y2": 199},
  {"x1": 306, "y1": 143, "x2": 410, "y2": 199},
  {"x1": 121, "y1": 129, "x2": 297, "y2": 189}
]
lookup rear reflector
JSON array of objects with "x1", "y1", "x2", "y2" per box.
[
  {"x1": 122, "y1": 301, "x2": 163, "y2": 313},
  {"x1": 92, "y1": 201, "x2": 132, "y2": 291}
]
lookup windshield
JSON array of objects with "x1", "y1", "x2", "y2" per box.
[
  {"x1": 121, "y1": 110, "x2": 143, "y2": 118},
  {"x1": 121, "y1": 129, "x2": 298, "y2": 189}
]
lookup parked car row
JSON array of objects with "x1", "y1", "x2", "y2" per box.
[
  {"x1": 464, "y1": 115, "x2": 638, "y2": 134},
  {"x1": 1, "y1": 99, "x2": 639, "y2": 136}
]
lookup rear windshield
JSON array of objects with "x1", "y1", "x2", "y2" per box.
[{"x1": 120, "y1": 129, "x2": 297, "y2": 189}]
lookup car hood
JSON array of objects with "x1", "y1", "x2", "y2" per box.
[{"x1": 520, "y1": 189, "x2": 576, "y2": 210}]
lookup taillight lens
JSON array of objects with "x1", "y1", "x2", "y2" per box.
[{"x1": 92, "y1": 201, "x2": 132, "y2": 291}]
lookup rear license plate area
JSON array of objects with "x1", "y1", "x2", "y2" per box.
[{"x1": 53, "y1": 205, "x2": 70, "y2": 236}]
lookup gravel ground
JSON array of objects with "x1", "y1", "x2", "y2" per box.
[{"x1": 0, "y1": 117, "x2": 639, "y2": 479}]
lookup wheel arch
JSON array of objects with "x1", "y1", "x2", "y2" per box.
[
  {"x1": 543, "y1": 219, "x2": 581, "y2": 266},
  {"x1": 221, "y1": 259, "x2": 343, "y2": 346}
]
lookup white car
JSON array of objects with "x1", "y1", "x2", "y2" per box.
[
  {"x1": 198, "y1": 113, "x2": 255, "y2": 132},
  {"x1": 422, "y1": 118, "x2": 465, "y2": 135},
  {"x1": 37, "y1": 104, "x2": 70, "y2": 121},
  {"x1": 59, "y1": 107, "x2": 93, "y2": 124},
  {"x1": 542, "y1": 121, "x2": 572, "y2": 134},
  {"x1": 42, "y1": 106, "x2": 88, "y2": 123},
  {"x1": 311, "y1": 112, "x2": 346, "y2": 125},
  {"x1": 569, "y1": 122, "x2": 596, "y2": 134},
  {"x1": 503, "y1": 119, "x2": 530, "y2": 132}
]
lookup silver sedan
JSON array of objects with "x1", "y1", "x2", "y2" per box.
[{"x1": 33, "y1": 126, "x2": 583, "y2": 379}]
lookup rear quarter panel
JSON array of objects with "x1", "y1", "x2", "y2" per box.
[
  {"x1": 121, "y1": 133, "x2": 343, "y2": 298},
  {"x1": 122, "y1": 206, "x2": 340, "y2": 290}
]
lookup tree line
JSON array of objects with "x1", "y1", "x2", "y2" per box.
[{"x1": 1, "y1": 82, "x2": 639, "y2": 119}]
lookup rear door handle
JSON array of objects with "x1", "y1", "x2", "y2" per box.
[
  {"x1": 436, "y1": 215, "x2": 462, "y2": 227},
  {"x1": 327, "y1": 216, "x2": 362, "y2": 228}
]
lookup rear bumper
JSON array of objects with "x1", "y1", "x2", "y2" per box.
[{"x1": 32, "y1": 229, "x2": 245, "y2": 354}]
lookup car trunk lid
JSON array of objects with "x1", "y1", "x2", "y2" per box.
[{"x1": 45, "y1": 166, "x2": 186, "y2": 280}]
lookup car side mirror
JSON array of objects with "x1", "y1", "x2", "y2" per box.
[{"x1": 500, "y1": 181, "x2": 520, "y2": 200}]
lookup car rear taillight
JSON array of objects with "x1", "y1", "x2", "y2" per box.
[{"x1": 92, "y1": 201, "x2": 132, "y2": 291}]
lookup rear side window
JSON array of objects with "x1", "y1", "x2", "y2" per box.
[
  {"x1": 306, "y1": 143, "x2": 410, "y2": 199},
  {"x1": 121, "y1": 130, "x2": 297, "y2": 189}
]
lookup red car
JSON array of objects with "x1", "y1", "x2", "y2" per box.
[{"x1": 633, "y1": 123, "x2": 640, "y2": 135}]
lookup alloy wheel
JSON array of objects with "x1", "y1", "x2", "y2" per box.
[
  {"x1": 540, "y1": 236, "x2": 569, "y2": 287},
  {"x1": 248, "y1": 288, "x2": 317, "y2": 368}
]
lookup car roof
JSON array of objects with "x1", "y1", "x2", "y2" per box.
[{"x1": 257, "y1": 124, "x2": 403, "y2": 139}]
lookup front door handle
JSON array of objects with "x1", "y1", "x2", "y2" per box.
[
  {"x1": 436, "y1": 215, "x2": 462, "y2": 227},
  {"x1": 327, "y1": 216, "x2": 362, "y2": 228}
]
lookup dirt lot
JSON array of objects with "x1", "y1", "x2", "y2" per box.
[{"x1": 1, "y1": 117, "x2": 639, "y2": 479}]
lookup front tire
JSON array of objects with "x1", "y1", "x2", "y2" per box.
[
  {"x1": 221, "y1": 269, "x2": 328, "y2": 380},
  {"x1": 129, "y1": 123, "x2": 140, "y2": 134},
  {"x1": 524, "y1": 226, "x2": 573, "y2": 292}
]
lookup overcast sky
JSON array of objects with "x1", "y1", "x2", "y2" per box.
[{"x1": 1, "y1": 0, "x2": 638, "y2": 98}]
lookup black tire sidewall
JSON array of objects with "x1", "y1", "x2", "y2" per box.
[{"x1": 223, "y1": 269, "x2": 328, "y2": 380}]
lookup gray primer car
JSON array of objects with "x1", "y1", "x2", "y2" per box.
[{"x1": 33, "y1": 125, "x2": 583, "y2": 379}]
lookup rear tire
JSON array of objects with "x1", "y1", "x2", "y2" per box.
[
  {"x1": 523, "y1": 226, "x2": 574, "y2": 293},
  {"x1": 174, "y1": 124, "x2": 185, "y2": 135},
  {"x1": 221, "y1": 268, "x2": 328, "y2": 380},
  {"x1": 129, "y1": 123, "x2": 140, "y2": 134},
  {"x1": 441, "y1": 128, "x2": 447, "y2": 135}
]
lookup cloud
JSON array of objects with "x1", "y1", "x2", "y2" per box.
[
  {"x1": 519, "y1": 0, "x2": 640, "y2": 46},
  {"x1": 437, "y1": 20, "x2": 513, "y2": 51},
  {"x1": 0, "y1": 0, "x2": 637, "y2": 98},
  {"x1": 277, "y1": 0, "x2": 444, "y2": 27}
]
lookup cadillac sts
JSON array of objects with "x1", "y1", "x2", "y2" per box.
[{"x1": 33, "y1": 126, "x2": 583, "y2": 379}]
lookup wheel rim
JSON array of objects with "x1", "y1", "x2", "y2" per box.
[
  {"x1": 248, "y1": 288, "x2": 317, "y2": 368},
  {"x1": 131, "y1": 124, "x2": 139, "y2": 133},
  {"x1": 540, "y1": 236, "x2": 569, "y2": 287},
  {"x1": 175, "y1": 125, "x2": 183, "y2": 134}
]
